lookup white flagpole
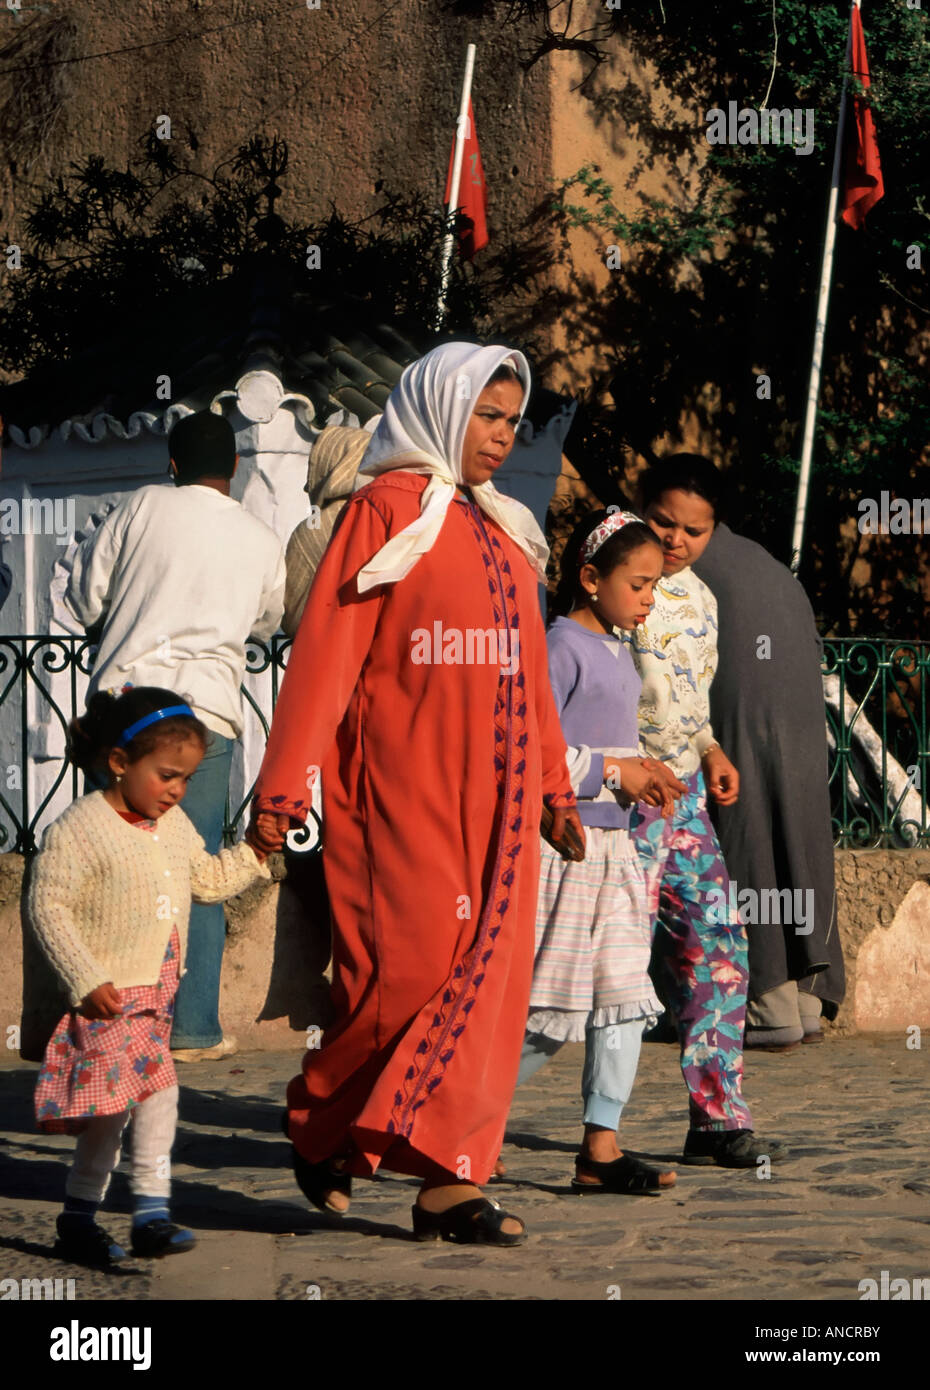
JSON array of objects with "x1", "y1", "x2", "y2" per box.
[
  {"x1": 435, "y1": 43, "x2": 476, "y2": 330},
  {"x1": 790, "y1": 2, "x2": 857, "y2": 575}
]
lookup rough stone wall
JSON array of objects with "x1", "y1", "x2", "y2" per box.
[
  {"x1": 835, "y1": 849, "x2": 930, "y2": 959},
  {"x1": 833, "y1": 849, "x2": 930, "y2": 1039},
  {"x1": 0, "y1": 0, "x2": 553, "y2": 334},
  {"x1": 0, "y1": 2, "x2": 699, "y2": 412}
]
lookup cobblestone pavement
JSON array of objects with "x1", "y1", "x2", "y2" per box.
[{"x1": 2, "y1": 1035, "x2": 929, "y2": 1302}]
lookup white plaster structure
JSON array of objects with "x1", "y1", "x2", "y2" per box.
[{"x1": 1, "y1": 370, "x2": 575, "y2": 848}]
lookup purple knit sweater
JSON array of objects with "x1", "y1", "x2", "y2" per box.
[{"x1": 545, "y1": 616, "x2": 642, "y2": 829}]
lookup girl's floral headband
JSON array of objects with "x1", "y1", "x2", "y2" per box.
[{"x1": 579, "y1": 511, "x2": 642, "y2": 565}]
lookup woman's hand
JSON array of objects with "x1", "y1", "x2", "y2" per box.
[
  {"x1": 606, "y1": 758, "x2": 685, "y2": 816},
  {"x1": 548, "y1": 805, "x2": 586, "y2": 861},
  {"x1": 702, "y1": 745, "x2": 739, "y2": 806},
  {"x1": 79, "y1": 982, "x2": 122, "y2": 1020},
  {"x1": 647, "y1": 759, "x2": 688, "y2": 815},
  {"x1": 245, "y1": 811, "x2": 290, "y2": 860}
]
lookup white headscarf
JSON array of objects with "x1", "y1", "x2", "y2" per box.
[{"x1": 352, "y1": 341, "x2": 549, "y2": 593}]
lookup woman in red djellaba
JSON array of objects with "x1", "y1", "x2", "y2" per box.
[{"x1": 249, "y1": 342, "x2": 582, "y2": 1245}]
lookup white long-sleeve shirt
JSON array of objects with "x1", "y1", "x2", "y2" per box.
[{"x1": 63, "y1": 483, "x2": 285, "y2": 738}]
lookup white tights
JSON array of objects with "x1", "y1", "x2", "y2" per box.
[{"x1": 65, "y1": 1084, "x2": 178, "y2": 1204}]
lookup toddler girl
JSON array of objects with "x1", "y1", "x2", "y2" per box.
[{"x1": 29, "y1": 686, "x2": 283, "y2": 1265}]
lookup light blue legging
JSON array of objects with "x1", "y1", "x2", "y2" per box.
[{"x1": 516, "y1": 1018, "x2": 644, "y2": 1130}]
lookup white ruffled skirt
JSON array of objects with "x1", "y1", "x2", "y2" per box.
[{"x1": 527, "y1": 826, "x2": 660, "y2": 1044}]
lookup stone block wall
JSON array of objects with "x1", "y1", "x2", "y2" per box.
[{"x1": 833, "y1": 849, "x2": 930, "y2": 1039}]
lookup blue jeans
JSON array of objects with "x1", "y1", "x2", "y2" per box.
[
  {"x1": 516, "y1": 1019, "x2": 644, "y2": 1131},
  {"x1": 169, "y1": 733, "x2": 235, "y2": 1048}
]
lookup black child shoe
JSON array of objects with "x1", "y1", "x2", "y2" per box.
[
  {"x1": 130, "y1": 1219, "x2": 196, "y2": 1258},
  {"x1": 55, "y1": 1214, "x2": 129, "y2": 1268},
  {"x1": 682, "y1": 1128, "x2": 789, "y2": 1167}
]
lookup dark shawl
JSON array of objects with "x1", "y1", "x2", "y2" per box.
[{"x1": 693, "y1": 523, "x2": 845, "y2": 1013}]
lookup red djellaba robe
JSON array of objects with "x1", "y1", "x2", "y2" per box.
[{"x1": 253, "y1": 471, "x2": 574, "y2": 1184}]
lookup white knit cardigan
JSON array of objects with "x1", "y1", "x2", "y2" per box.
[{"x1": 28, "y1": 791, "x2": 271, "y2": 1006}]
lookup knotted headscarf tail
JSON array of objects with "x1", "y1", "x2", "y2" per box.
[{"x1": 352, "y1": 342, "x2": 550, "y2": 593}]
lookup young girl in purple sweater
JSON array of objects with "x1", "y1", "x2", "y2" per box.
[{"x1": 514, "y1": 511, "x2": 685, "y2": 1194}]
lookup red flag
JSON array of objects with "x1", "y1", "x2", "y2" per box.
[
  {"x1": 840, "y1": 5, "x2": 884, "y2": 230},
  {"x1": 444, "y1": 98, "x2": 488, "y2": 259}
]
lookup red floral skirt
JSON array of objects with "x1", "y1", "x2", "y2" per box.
[{"x1": 34, "y1": 928, "x2": 180, "y2": 1135}]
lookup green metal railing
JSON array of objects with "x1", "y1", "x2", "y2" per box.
[
  {"x1": 0, "y1": 634, "x2": 292, "y2": 854},
  {"x1": 822, "y1": 638, "x2": 928, "y2": 849},
  {"x1": 0, "y1": 635, "x2": 926, "y2": 854}
]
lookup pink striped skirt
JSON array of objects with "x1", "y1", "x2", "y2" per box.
[{"x1": 528, "y1": 826, "x2": 660, "y2": 1041}]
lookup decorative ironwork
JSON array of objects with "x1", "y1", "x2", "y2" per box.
[
  {"x1": 1, "y1": 634, "x2": 926, "y2": 853},
  {"x1": 0, "y1": 634, "x2": 293, "y2": 853},
  {"x1": 822, "y1": 639, "x2": 928, "y2": 849}
]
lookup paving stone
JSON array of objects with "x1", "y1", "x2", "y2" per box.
[
  {"x1": 686, "y1": 1208, "x2": 805, "y2": 1221},
  {"x1": 812, "y1": 1183, "x2": 885, "y2": 1199},
  {"x1": 814, "y1": 1157, "x2": 916, "y2": 1174},
  {"x1": 861, "y1": 1234, "x2": 930, "y2": 1251},
  {"x1": 770, "y1": 1250, "x2": 832, "y2": 1265},
  {"x1": 689, "y1": 1186, "x2": 795, "y2": 1202},
  {"x1": 3, "y1": 1036, "x2": 930, "y2": 1300},
  {"x1": 421, "y1": 1253, "x2": 487, "y2": 1268}
]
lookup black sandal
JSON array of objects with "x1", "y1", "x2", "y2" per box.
[
  {"x1": 412, "y1": 1196, "x2": 527, "y2": 1246},
  {"x1": 291, "y1": 1148, "x2": 352, "y2": 1214},
  {"x1": 571, "y1": 1152, "x2": 676, "y2": 1195},
  {"x1": 282, "y1": 1108, "x2": 352, "y2": 1214}
]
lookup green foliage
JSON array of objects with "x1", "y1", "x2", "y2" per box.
[
  {"x1": 545, "y1": 1, "x2": 930, "y2": 632},
  {"x1": 0, "y1": 132, "x2": 532, "y2": 421}
]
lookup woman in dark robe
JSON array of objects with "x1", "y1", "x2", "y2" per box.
[{"x1": 692, "y1": 504, "x2": 846, "y2": 1048}]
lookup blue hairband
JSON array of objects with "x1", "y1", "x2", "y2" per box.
[{"x1": 117, "y1": 705, "x2": 195, "y2": 747}]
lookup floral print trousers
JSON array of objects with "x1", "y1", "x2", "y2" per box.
[{"x1": 631, "y1": 771, "x2": 753, "y2": 1133}]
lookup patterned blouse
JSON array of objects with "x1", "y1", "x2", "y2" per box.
[{"x1": 618, "y1": 566, "x2": 719, "y2": 779}]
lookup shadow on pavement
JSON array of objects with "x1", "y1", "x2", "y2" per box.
[
  {"x1": 0, "y1": 1232, "x2": 150, "y2": 1281},
  {"x1": 504, "y1": 1128, "x2": 577, "y2": 1155},
  {"x1": 505, "y1": 1129, "x2": 685, "y2": 1166},
  {"x1": 0, "y1": 1151, "x2": 74, "y2": 1204},
  {"x1": 2, "y1": 1068, "x2": 291, "y2": 1139},
  {"x1": 171, "y1": 1129, "x2": 292, "y2": 1171},
  {"x1": 2, "y1": 1068, "x2": 39, "y2": 1131},
  {"x1": 0, "y1": 1145, "x2": 413, "y2": 1242},
  {"x1": 176, "y1": 1086, "x2": 287, "y2": 1134}
]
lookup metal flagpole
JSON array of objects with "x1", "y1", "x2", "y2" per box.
[
  {"x1": 435, "y1": 43, "x2": 476, "y2": 330},
  {"x1": 790, "y1": 2, "x2": 857, "y2": 575}
]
